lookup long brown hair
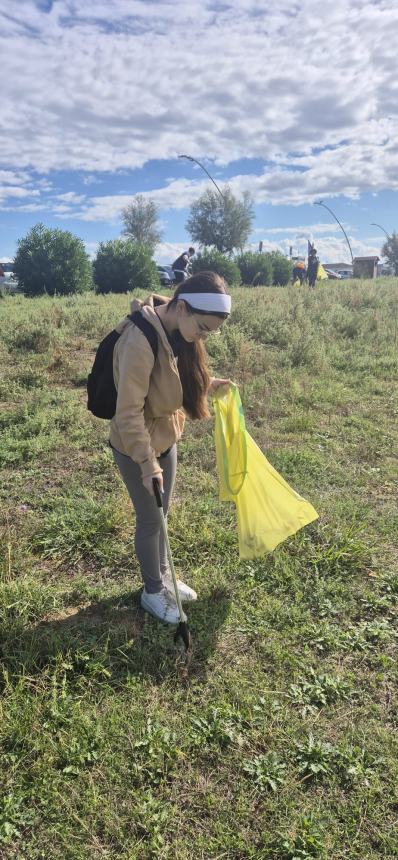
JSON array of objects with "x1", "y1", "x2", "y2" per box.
[{"x1": 167, "y1": 271, "x2": 229, "y2": 420}]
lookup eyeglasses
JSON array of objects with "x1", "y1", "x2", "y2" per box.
[{"x1": 194, "y1": 317, "x2": 222, "y2": 337}]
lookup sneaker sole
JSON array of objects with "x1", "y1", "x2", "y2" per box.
[{"x1": 140, "y1": 595, "x2": 179, "y2": 625}]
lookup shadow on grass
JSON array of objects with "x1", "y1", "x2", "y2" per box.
[{"x1": 0, "y1": 587, "x2": 231, "y2": 686}]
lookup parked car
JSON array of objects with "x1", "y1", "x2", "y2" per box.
[
  {"x1": 156, "y1": 265, "x2": 176, "y2": 287},
  {"x1": 0, "y1": 274, "x2": 21, "y2": 294},
  {"x1": 324, "y1": 268, "x2": 342, "y2": 280},
  {"x1": 336, "y1": 269, "x2": 352, "y2": 279}
]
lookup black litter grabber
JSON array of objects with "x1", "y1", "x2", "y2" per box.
[{"x1": 152, "y1": 478, "x2": 191, "y2": 651}]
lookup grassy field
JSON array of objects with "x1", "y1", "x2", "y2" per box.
[{"x1": 0, "y1": 280, "x2": 397, "y2": 859}]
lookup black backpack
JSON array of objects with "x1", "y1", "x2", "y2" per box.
[{"x1": 87, "y1": 311, "x2": 158, "y2": 419}]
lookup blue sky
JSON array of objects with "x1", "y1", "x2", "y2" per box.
[{"x1": 1, "y1": 0, "x2": 397, "y2": 265}]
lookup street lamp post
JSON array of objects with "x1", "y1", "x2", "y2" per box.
[
  {"x1": 370, "y1": 222, "x2": 390, "y2": 240},
  {"x1": 314, "y1": 200, "x2": 354, "y2": 263},
  {"x1": 178, "y1": 154, "x2": 225, "y2": 201}
]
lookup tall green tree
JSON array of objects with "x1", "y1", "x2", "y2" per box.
[
  {"x1": 186, "y1": 186, "x2": 254, "y2": 255},
  {"x1": 13, "y1": 223, "x2": 92, "y2": 296},
  {"x1": 381, "y1": 232, "x2": 398, "y2": 275},
  {"x1": 121, "y1": 195, "x2": 162, "y2": 253}
]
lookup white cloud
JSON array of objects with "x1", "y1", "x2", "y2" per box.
[
  {"x1": 0, "y1": 0, "x2": 397, "y2": 206},
  {"x1": 0, "y1": 169, "x2": 31, "y2": 185},
  {"x1": 76, "y1": 194, "x2": 140, "y2": 221},
  {"x1": 0, "y1": 203, "x2": 45, "y2": 213},
  {"x1": 83, "y1": 240, "x2": 100, "y2": 258},
  {"x1": 55, "y1": 191, "x2": 86, "y2": 203},
  {"x1": 155, "y1": 242, "x2": 187, "y2": 265},
  {"x1": 35, "y1": 178, "x2": 54, "y2": 191},
  {"x1": 0, "y1": 186, "x2": 40, "y2": 203},
  {"x1": 249, "y1": 234, "x2": 383, "y2": 263},
  {"x1": 75, "y1": 179, "x2": 210, "y2": 220},
  {"x1": 308, "y1": 236, "x2": 383, "y2": 263},
  {"x1": 81, "y1": 174, "x2": 102, "y2": 185},
  {"x1": 254, "y1": 224, "x2": 344, "y2": 235}
]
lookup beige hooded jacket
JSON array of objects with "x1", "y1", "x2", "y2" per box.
[{"x1": 109, "y1": 294, "x2": 185, "y2": 477}]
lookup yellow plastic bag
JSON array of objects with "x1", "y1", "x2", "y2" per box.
[
  {"x1": 214, "y1": 386, "x2": 319, "y2": 558},
  {"x1": 214, "y1": 383, "x2": 247, "y2": 498},
  {"x1": 317, "y1": 263, "x2": 328, "y2": 280}
]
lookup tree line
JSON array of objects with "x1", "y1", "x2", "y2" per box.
[
  {"x1": 11, "y1": 225, "x2": 292, "y2": 296},
  {"x1": 8, "y1": 187, "x2": 397, "y2": 297}
]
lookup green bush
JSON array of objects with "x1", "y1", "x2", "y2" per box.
[
  {"x1": 93, "y1": 240, "x2": 160, "y2": 294},
  {"x1": 235, "y1": 251, "x2": 272, "y2": 286},
  {"x1": 269, "y1": 251, "x2": 292, "y2": 286},
  {"x1": 191, "y1": 249, "x2": 241, "y2": 287},
  {"x1": 13, "y1": 224, "x2": 93, "y2": 296}
]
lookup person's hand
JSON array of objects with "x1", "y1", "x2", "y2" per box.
[
  {"x1": 142, "y1": 471, "x2": 164, "y2": 496},
  {"x1": 208, "y1": 377, "x2": 233, "y2": 397}
]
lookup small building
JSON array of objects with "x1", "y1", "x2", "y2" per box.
[{"x1": 353, "y1": 256, "x2": 379, "y2": 279}]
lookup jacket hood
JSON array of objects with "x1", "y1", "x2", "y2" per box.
[{"x1": 129, "y1": 293, "x2": 170, "y2": 314}]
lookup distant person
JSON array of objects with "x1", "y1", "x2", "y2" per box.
[
  {"x1": 307, "y1": 248, "x2": 319, "y2": 288},
  {"x1": 172, "y1": 247, "x2": 195, "y2": 283},
  {"x1": 292, "y1": 260, "x2": 306, "y2": 286}
]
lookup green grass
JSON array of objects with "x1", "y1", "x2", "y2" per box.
[{"x1": 0, "y1": 280, "x2": 397, "y2": 858}]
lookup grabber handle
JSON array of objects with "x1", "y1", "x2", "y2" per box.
[{"x1": 152, "y1": 477, "x2": 163, "y2": 508}]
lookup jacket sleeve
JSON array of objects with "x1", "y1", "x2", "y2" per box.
[{"x1": 113, "y1": 327, "x2": 161, "y2": 478}]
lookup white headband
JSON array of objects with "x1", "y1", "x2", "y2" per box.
[{"x1": 177, "y1": 292, "x2": 231, "y2": 314}]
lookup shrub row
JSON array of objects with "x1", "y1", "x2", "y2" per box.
[
  {"x1": 11, "y1": 225, "x2": 293, "y2": 296},
  {"x1": 192, "y1": 249, "x2": 291, "y2": 287}
]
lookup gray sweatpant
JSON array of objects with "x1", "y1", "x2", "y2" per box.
[{"x1": 112, "y1": 444, "x2": 177, "y2": 593}]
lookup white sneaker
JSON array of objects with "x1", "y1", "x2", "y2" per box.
[
  {"x1": 162, "y1": 574, "x2": 197, "y2": 603},
  {"x1": 141, "y1": 586, "x2": 181, "y2": 624}
]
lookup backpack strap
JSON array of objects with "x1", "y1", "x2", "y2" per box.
[{"x1": 128, "y1": 311, "x2": 158, "y2": 360}]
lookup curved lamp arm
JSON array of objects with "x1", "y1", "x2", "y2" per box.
[
  {"x1": 314, "y1": 200, "x2": 354, "y2": 263},
  {"x1": 178, "y1": 154, "x2": 225, "y2": 201}
]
